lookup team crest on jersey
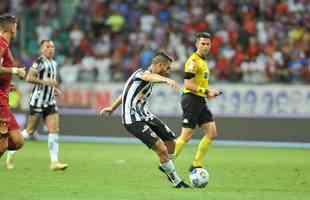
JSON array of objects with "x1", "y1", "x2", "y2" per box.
[
  {"x1": 32, "y1": 62, "x2": 38, "y2": 69},
  {"x1": 183, "y1": 118, "x2": 189, "y2": 123},
  {"x1": 150, "y1": 131, "x2": 157, "y2": 138},
  {"x1": 188, "y1": 60, "x2": 196, "y2": 72}
]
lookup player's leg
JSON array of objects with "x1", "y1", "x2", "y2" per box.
[
  {"x1": 164, "y1": 140, "x2": 175, "y2": 160},
  {"x1": 175, "y1": 94, "x2": 199, "y2": 157},
  {"x1": 6, "y1": 113, "x2": 40, "y2": 168},
  {"x1": 153, "y1": 141, "x2": 189, "y2": 188},
  {"x1": 125, "y1": 122, "x2": 189, "y2": 188},
  {"x1": 7, "y1": 129, "x2": 24, "y2": 150},
  {"x1": 175, "y1": 128, "x2": 194, "y2": 157},
  {"x1": 146, "y1": 118, "x2": 176, "y2": 160},
  {"x1": 4, "y1": 110, "x2": 23, "y2": 169},
  {"x1": 44, "y1": 107, "x2": 68, "y2": 171},
  {"x1": 23, "y1": 114, "x2": 41, "y2": 139},
  {"x1": 191, "y1": 107, "x2": 217, "y2": 170},
  {"x1": 147, "y1": 118, "x2": 189, "y2": 186},
  {"x1": 0, "y1": 135, "x2": 8, "y2": 158},
  {"x1": 0, "y1": 117, "x2": 9, "y2": 158},
  {"x1": 5, "y1": 129, "x2": 24, "y2": 169}
]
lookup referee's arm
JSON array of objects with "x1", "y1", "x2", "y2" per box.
[{"x1": 184, "y1": 72, "x2": 207, "y2": 94}]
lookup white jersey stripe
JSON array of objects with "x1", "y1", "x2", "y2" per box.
[
  {"x1": 29, "y1": 57, "x2": 58, "y2": 108},
  {"x1": 121, "y1": 69, "x2": 154, "y2": 124},
  {"x1": 124, "y1": 81, "x2": 141, "y2": 124}
]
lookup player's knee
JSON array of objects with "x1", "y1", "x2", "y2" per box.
[
  {"x1": 13, "y1": 142, "x2": 23, "y2": 150},
  {"x1": 180, "y1": 130, "x2": 193, "y2": 143},
  {"x1": 16, "y1": 139, "x2": 24, "y2": 149},
  {"x1": 0, "y1": 142, "x2": 8, "y2": 154},
  {"x1": 48, "y1": 128, "x2": 59, "y2": 133},
  {"x1": 183, "y1": 134, "x2": 192, "y2": 143},
  {"x1": 207, "y1": 129, "x2": 218, "y2": 139},
  {"x1": 8, "y1": 139, "x2": 24, "y2": 150}
]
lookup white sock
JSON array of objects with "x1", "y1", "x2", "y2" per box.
[
  {"x1": 160, "y1": 160, "x2": 182, "y2": 185},
  {"x1": 48, "y1": 133, "x2": 59, "y2": 163},
  {"x1": 168, "y1": 153, "x2": 176, "y2": 161},
  {"x1": 21, "y1": 129, "x2": 29, "y2": 139},
  {"x1": 7, "y1": 151, "x2": 16, "y2": 161}
]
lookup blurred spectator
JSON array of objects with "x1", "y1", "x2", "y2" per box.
[
  {"x1": 106, "y1": 11, "x2": 125, "y2": 33},
  {"x1": 1, "y1": 0, "x2": 309, "y2": 84},
  {"x1": 36, "y1": 20, "x2": 52, "y2": 43}
]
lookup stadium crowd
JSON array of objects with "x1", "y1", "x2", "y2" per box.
[{"x1": 1, "y1": 0, "x2": 310, "y2": 84}]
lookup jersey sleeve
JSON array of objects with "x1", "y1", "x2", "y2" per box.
[
  {"x1": 134, "y1": 69, "x2": 147, "y2": 81},
  {"x1": 31, "y1": 57, "x2": 44, "y2": 71},
  {"x1": 184, "y1": 58, "x2": 198, "y2": 74}
]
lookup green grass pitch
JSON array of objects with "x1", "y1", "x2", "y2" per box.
[{"x1": 1, "y1": 141, "x2": 309, "y2": 200}]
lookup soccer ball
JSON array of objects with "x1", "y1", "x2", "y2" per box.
[{"x1": 189, "y1": 168, "x2": 209, "y2": 188}]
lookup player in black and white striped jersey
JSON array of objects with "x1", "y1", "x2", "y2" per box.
[
  {"x1": 6, "y1": 40, "x2": 68, "y2": 171},
  {"x1": 28, "y1": 52, "x2": 58, "y2": 108},
  {"x1": 100, "y1": 52, "x2": 190, "y2": 188},
  {"x1": 121, "y1": 68, "x2": 154, "y2": 125}
]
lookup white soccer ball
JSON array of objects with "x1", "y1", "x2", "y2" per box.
[{"x1": 189, "y1": 168, "x2": 209, "y2": 188}]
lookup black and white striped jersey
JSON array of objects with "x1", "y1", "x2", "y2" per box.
[
  {"x1": 29, "y1": 56, "x2": 58, "y2": 108},
  {"x1": 122, "y1": 69, "x2": 154, "y2": 124}
]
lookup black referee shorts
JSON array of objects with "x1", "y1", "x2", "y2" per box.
[
  {"x1": 124, "y1": 117, "x2": 176, "y2": 149},
  {"x1": 181, "y1": 93, "x2": 214, "y2": 129},
  {"x1": 29, "y1": 105, "x2": 58, "y2": 119}
]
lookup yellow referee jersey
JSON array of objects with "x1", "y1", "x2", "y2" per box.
[{"x1": 182, "y1": 52, "x2": 210, "y2": 97}]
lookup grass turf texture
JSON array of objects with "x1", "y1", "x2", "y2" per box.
[{"x1": 1, "y1": 141, "x2": 309, "y2": 200}]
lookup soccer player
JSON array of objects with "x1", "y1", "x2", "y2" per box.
[
  {"x1": 6, "y1": 39, "x2": 68, "y2": 171},
  {"x1": 100, "y1": 52, "x2": 190, "y2": 188},
  {"x1": 175, "y1": 32, "x2": 222, "y2": 172},
  {"x1": 0, "y1": 14, "x2": 26, "y2": 158}
]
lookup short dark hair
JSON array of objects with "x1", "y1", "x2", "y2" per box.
[
  {"x1": 0, "y1": 14, "x2": 17, "y2": 31},
  {"x1": 151, "y1": 52, "x2": 173, "y2": 64},
  {"x1": 195, "y1": 32, "x2": 211, "y2": 42},
  {"x1": 40, "y1": 39, "x2": 52, "y2": 46}
]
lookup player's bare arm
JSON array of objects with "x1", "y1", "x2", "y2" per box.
[
  {"x1": 26, "y1": 67, "x2": 58, "y2": 87},
  {"x1": 54, "y1": 87, "x2": 62, "y2": 96},
  {"x1": 0, "y1": 65, "x2": 26, "y2": 78},
  {"x1": 141, "y1": 72, "x2": 180, "y2": 92},
  {"x1": 100, "y1": 95, "x2": 122, "y2": 116}
]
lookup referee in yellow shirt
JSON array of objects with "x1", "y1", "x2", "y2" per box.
[{"x1": 175, "y1": 32, "x2": 222, "y2": 172}]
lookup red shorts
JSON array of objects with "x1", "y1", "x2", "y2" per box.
[{"x1": 0, "y1": 103, "x2": 20, "y2": 132}]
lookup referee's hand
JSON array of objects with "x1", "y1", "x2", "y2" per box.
[{"x1": 207, "y1": 88, "x2": 222, "y2": 99}]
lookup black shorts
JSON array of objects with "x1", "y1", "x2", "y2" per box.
[
  {"x1": 124, "y1": 117, "x2": 176, "y2": 149},
  {"x1": 29, "y1": 105, "x2": 58, "y2": 119},
  {"x1": 181, "y1": 93, "x2": 214, "y2": 129}
]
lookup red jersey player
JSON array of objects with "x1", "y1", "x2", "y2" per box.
[{"x1": 0, "y1": 14, "x2": 26, "y2": 158}]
